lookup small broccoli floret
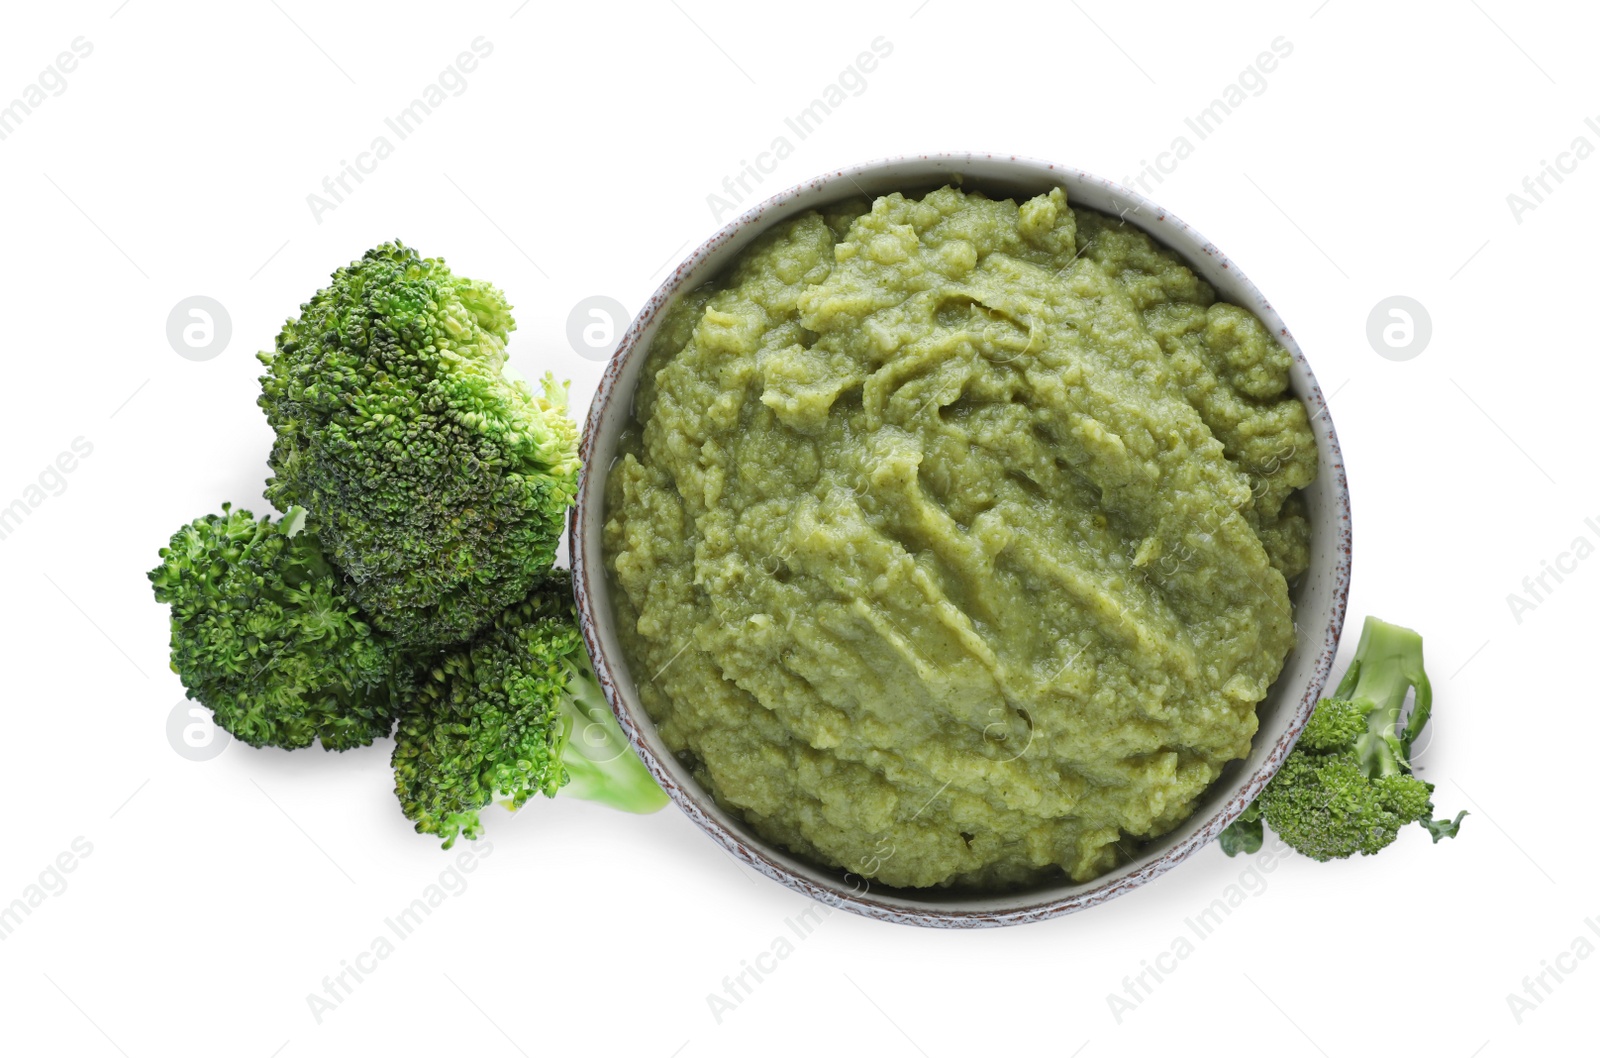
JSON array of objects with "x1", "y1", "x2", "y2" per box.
[
  {"x1": 1296, "y1": 697, "x2": 1368, "y2": 752},
  {"x1": 1222, "y1": 616, "x2": 1466, "y2": 861},
  {"x1": 149, "y1": 504, "x2": 406, "y2": 750},
  {"x1": 258, "y1": 241, "x2": 580, "y2": 649},
  {"x1": 392, "y1": 571, "x2": 666, "y2": 847}
]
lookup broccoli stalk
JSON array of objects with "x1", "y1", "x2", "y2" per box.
[
  {"x1": 557, "y1": 647, "x2": 672, "y2": 814},
  {"x1": 1221, "y1": 616, "x2": 1466, "y2": 861},
  {"x1": 1343, "y1": 617, "x2": 1430, "y2": 780}
]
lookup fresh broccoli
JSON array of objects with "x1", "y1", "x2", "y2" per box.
[
  {"x1": 1221, "y1": 616, "x2": 1466, "y2": 861},
  {"x1": 392, "y1": 570, "x2": 667, "y2": 847},
  {"x1": 149, "y1": 504, "x2": 407, "y2": 751},
  {"x1": 153, "y1": 245, "x2": 661, "y2": 847},
  {"x1": 258, "y1": 241, "x2": 580, "y2": 649}
]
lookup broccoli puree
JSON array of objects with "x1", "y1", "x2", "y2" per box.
[{"x1": 604, "y1": 185, "x2": 1317, "y2": 890}]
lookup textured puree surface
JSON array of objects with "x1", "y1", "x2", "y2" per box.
[{"x1": 604, "y1": 186, "x2": 1317, "y2": 890}]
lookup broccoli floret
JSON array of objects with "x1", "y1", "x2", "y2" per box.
[
  {"x1": 1296, "y1": 696, "x2": 1369, "y2": 752},
  {"x1": 258, "y1": 241, "x2": 580, "y2": 649},
  {"x1": 1221, "y1": 616, "x2": 1466, "y2": 861},
  {"x1": 148, "y1": 504, "x2": 407, "y2": 750},
  {"x1": 392, "y1": 570, "x2": 666, "y2": 847}
]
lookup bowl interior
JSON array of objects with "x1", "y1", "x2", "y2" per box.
[{"x1": 572, "y1": 154, "x2": 1350, "y2": 927}]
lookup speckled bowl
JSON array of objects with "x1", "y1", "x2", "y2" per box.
[{"x1": 571, "y1": 154, "x2": 1351, "y2": 927}]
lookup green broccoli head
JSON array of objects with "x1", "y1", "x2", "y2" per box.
[
  {"x1": 148, "y1": 504, "x2": 404, "y2": 750},
  {"x1": 392, "y1": 570, "x2": 666, "y2": 848},
  {"x1": 258, "y1": 241, "x2": 580, "y2": 649},
  {"x1": 1243, "y1": 616, "x2": 1466, "y2": 861},
  {"x1": 1258, "y1": 752, "x2": 1435, "y2": 861}
]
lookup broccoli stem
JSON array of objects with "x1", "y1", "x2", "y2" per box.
[
  {"x1": 556, "y1": 658, "x2": 670, "y2": 815},
  {"x1": 1345, "y1": 617, "x2": 1432, "y2": 779}
]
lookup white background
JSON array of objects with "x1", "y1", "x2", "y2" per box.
[{"x1": 1, "y1": 1, "x2": 1593, "y2": 1055}]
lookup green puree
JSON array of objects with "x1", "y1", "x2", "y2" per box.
[{"x1": 604, "y1": 185, "x2": 1317, "y2": 889}]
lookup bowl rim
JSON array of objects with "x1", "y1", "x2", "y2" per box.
[{"x1": 571, "y1": 152, "x2": 1351, "y2": 927}]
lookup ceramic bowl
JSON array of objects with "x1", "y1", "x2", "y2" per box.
[{"x1": 571, "y1": 153, "x2": 1351, "y2": 927}]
